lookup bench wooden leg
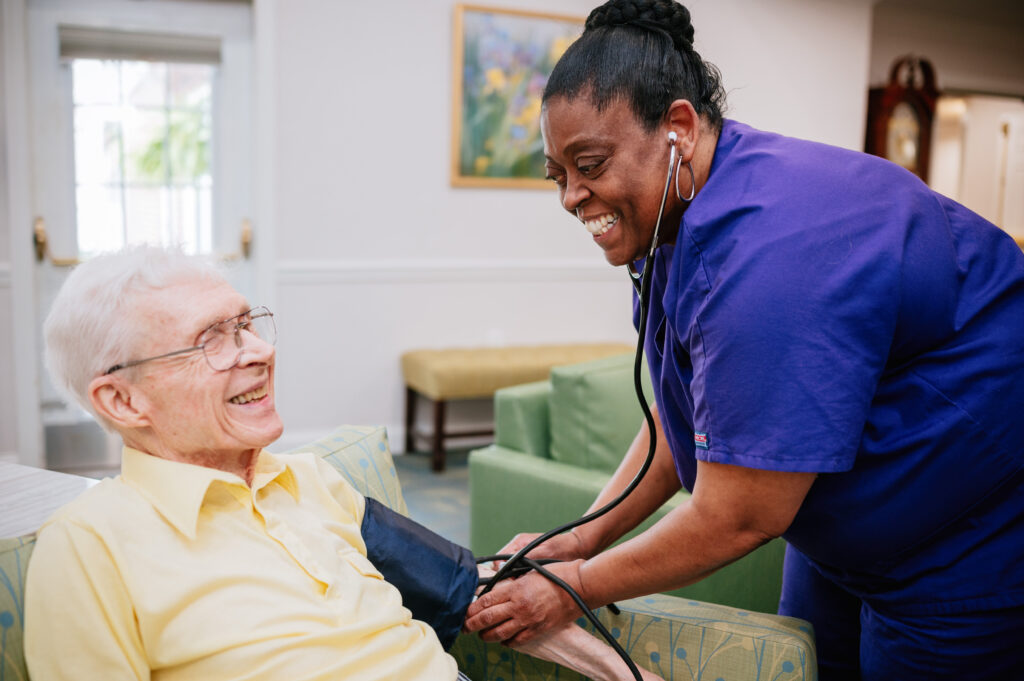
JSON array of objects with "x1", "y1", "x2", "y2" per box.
[
  {"x1": 432, "y1": 399, "x2": 446, "y2": 472},
  {"x1": 405, "y1": 386, "x2": 417, "y2": 454}
]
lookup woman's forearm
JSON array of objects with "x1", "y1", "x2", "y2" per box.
[
  {"x1": 573, "y1": 405, "x2": 682, "y2": 557},
  {"x1": 577, "y1": 461, "x2": 816, "y2": 608}
]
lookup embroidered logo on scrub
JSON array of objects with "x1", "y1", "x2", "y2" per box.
[{"x1": 694, "y1": 432, "x2": 709, "y2": 449}]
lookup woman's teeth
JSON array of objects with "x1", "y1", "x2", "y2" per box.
[
  {"x1": 230, "y1": 385, "x2": 267, "y2": 405},
  {"x1": 585, "y1": 214, "x2": 618, "y2": 236}
]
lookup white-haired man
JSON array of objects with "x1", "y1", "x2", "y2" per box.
[{"x1": 24, "y1": 248, "x2": 660, "y2": 681}]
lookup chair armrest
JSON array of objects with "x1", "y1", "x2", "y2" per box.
[
  {"x1": 494, "y1": 380, "x2": 552, "y2": 459},
  {"x1": 450, "y1": 593, "x2": 816, "y2": 681},
  {"x1": 469, "y1": 445, "x2": 785, "y2": 613}
]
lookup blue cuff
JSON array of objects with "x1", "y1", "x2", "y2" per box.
[{"x1": 360, "y1": 497, "x2": 478, "y2": 649}]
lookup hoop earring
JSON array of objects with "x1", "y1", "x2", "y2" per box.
[{"x1": 675, "y1": 158, "x2": 696, "y2": 202}]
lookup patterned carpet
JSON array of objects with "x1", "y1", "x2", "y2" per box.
[{"x1": 393, "y1": 449, "x2": 471, "y2": 548}]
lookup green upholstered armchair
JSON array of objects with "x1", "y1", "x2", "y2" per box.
[
  {"x1": 1, "y1": 425, "x2": 815, "y2": 681},
  {"x1": 469, "y1": 353, "x2": 787, "y2": 614}
]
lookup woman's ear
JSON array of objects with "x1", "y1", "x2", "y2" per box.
[
  {"x1": 89, "y1": 374, "x2": 148, "y2": 430},
  {"x1": 666, "y1": 99, "x2": 700, "y2": 161}
]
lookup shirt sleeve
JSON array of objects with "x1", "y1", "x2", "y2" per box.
[
  {"x1": 687, "y1": 223, "x2": 901, "y2": 473},
  {"x1": 25, "y1": 519, "x2": 150, "y2": 681}
]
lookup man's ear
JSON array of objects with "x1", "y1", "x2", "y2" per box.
[
  {"x1": 666, "y1": 98, "x2": 700, "y2": 162},
  {"x1": 88, "y1": 374, "x2": 149, "y2": 430}
]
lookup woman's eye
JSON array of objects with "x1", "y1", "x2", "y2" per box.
[
  {"x1": 546, "y1": 173, "x2": 566, "y2": 187},
  {"x1": 577, "y1": 159, "x2": 604, "y2": 175}
]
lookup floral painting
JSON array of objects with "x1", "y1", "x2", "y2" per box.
[{"x1": 451, "y1": 5, "x2": 583, "y2": 188}]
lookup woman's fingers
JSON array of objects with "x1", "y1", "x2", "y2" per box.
[{"x1": 464, "y1": 561, "x2": 585, "y2": 644}]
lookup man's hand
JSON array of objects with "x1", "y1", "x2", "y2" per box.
[
  {"x1": 464, "y1": 559, "x2": 586, "y2": 645},
  {"x1": 511, "y1": 622, "x2": 665, "y2": 681}
]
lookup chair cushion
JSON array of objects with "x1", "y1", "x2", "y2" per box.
[
  {"x1": 278, "y1": 424, "x2": 408, "y2": 516},
  {"x1": 401, "y1": 344, "x2": 633, "y2": 400},
  {"x1": 549, "y1": 353, "x2": 653, "y2": 474},
  {"x1": 0, "y1": 534, "x2": 35, "y2": 681}
]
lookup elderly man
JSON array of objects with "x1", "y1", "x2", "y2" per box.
[{"x1": 24, "y1": 248, "x2": 660, "y2": 681}]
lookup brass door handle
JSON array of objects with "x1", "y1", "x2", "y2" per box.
[
  {"x1": 33, "y1": 218, "x2": 80, "y2": 267},
  {"x1": 220, "y1": 219, "x2": 254, "y2": 261}
]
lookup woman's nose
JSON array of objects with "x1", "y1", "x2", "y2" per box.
[{"x1": 561, "y1": 177, "x2": 590, "y2": 214}]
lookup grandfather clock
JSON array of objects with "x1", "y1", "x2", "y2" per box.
[{"x1": 865, "y1": 56, "x2": 940, "y2": 183}]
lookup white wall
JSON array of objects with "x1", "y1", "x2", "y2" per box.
[
  {"x1": 261, "y1": 0, "x2": 876, "y2": 449},
  {"x1": 870, "y1": 0, "x2": 1024, "y2": 95}
]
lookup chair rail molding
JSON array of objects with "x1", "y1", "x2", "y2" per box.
[{"x1": 275, "y1": 258, "x2": 621, "y2": 286}]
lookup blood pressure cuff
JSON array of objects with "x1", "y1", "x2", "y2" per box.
[{"x1": 360, "y1": 497, "x2": 478, "y2": 649}]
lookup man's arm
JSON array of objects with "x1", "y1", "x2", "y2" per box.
[
  {"x1": 25, "y1": 520, "x2": 149, "y2": 680},
  {"x1": 512, "y1": 623, "x2": 664, "y2": 681}
]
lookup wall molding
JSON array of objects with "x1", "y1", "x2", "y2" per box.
[
  {"x1": 0, "y1": 451, "x2": 17, "y2": 464},
  {"x1": 275, "y1": 258, "x2": 623, "y2": 286},
  {"x1": 0, "y1": 263, "x2": 10, "y2": 288}
]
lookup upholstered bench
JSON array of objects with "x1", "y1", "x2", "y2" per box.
[{"x1": 401, "y1": 343, "x2": 632, "y2": 471}]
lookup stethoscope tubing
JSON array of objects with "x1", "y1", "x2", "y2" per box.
[{"x1": 474, "y1": 135, "x2": 680, "y2": 681}]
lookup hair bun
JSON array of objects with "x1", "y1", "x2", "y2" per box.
[{"x1": 586, "y1": 0, "x2": 695, "y2": 53}]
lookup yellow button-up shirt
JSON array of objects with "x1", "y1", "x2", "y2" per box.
[{"x1": 24, "y1": 447, "x2": 457, "y2": 681}]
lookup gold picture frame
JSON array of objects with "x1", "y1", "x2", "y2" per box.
[{"x1": 450, "y1": 4, "x2": 584, "y2": 189}]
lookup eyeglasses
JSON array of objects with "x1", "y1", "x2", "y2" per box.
[{"x1": 104, "y1": 306, "x2": 276, "y2": 375}]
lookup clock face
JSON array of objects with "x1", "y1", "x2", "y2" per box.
[{"x1": 886, "y1": 101, "x2": 921, "y2": 172}]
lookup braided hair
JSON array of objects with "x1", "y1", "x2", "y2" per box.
[{"x1": 543, "y1": 0, "x2": 726, "y2": 131}]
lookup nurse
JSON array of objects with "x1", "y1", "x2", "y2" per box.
[{"x1": 463, "y1": 1, "x2": 1024, "y2": 679}]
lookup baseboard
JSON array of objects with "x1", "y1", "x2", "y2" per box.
[
  {"x1": 272, "y1": 419, "x2": 495, "y2": 456},
  {"x1": 0, "y1": 450, "x2": 18, "y2": 464}
]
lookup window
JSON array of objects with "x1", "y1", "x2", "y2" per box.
[{"x1": 71, "y1": 58, "x2": 215, "y2": 256}]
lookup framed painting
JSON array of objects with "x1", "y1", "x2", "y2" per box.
[{"x1": 451, "y1": 4, "x2": 584, "y2": 189}]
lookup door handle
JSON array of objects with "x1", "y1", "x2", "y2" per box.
[{"x1": 32, "y1": 218, "x2": 80, "y2": 267}]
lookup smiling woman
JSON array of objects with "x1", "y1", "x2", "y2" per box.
[{"x1": 464, "y1": 1, "x2": 1024, "y2": 678}]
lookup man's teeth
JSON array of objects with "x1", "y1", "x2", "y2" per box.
[
  {"x1": 585, "y1": 214, "x2": 618, "y2": 236},
  {"x1": 229, "y1": 385, "x2": 267, "y2": 405}
]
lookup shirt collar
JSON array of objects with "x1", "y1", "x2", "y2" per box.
[{"x1": 121, "y1": 447, "x2": 299, "y2": 540}]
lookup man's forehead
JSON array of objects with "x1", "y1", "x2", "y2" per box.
[{"x1": 140, "y1": 278, "x2": 248, "y2": 331}]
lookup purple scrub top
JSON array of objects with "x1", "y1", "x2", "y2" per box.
[{"x1": 636, "y1": 120, "x2": 1024, "y2": 615}]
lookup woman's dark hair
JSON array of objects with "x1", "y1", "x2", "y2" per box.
[{"x1": 543, "y1": 0, "x2": 726, "y2": 131}]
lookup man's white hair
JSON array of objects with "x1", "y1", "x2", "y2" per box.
[{"x1": 44, "y1": 246, "x2": 227, "y2": 428}]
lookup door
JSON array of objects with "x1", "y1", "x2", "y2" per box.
[{"x1": 25, "y1": 0, "x2": 255, "y2": 474}]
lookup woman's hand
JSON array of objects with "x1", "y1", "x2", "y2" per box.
[
  {"x1": 464, "y1": 559, "x2": 586, "y2": 645},
  {"x1": 492, "y1": 530, "x2": 587, "y2": 568}
]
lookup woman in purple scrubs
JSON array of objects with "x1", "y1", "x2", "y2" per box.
[{"x1": 463, "y1": 1, "x2": 1024, "y2": 678}]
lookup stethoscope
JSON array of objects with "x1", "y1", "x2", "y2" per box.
[{"x1": 475, "y1": 131, "x2": 683, "y2": 681}]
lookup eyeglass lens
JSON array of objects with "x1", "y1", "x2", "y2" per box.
[{"x1": 202, "y1": 310, "x2": 277, "y2": 371}]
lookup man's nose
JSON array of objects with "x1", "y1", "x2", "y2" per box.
[{"x1": 237, "y1": 328, "x2": 274, "y2": 365}]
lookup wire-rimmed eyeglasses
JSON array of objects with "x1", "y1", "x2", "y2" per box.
[{"x1": 104, "y1": 307, "x2": 276, "y2": 375}]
